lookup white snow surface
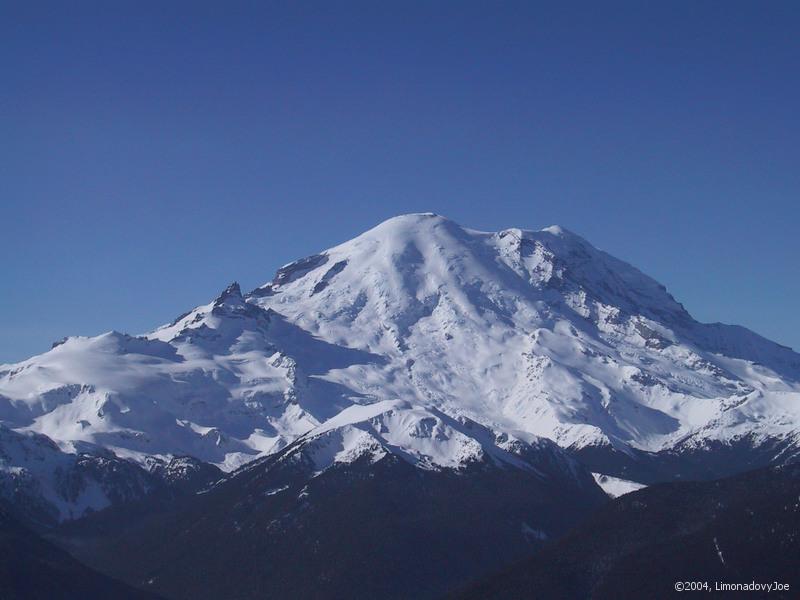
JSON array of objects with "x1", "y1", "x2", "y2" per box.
[
  {"x1": 1, "y1": 214, "x2": 799, "y2": 473},
  {"x1": 591, "y1": 473, "x2": 647, "y2": 498},
  {"x1": 283, "y1": 399, "x2": 562, "y2": 474}
]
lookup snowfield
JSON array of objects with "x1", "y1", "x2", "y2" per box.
[{"x1": 591, "y1": 473, "x2": 647, "y2": 498}]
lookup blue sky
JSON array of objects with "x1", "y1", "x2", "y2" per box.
[{"x1": 2, "y1": 1, "x2": 799, "y2": 363}]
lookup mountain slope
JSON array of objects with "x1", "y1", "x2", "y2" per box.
[
  {"x1": 0, "y1": 423, "x2": 222, "y2": 529},
  {"x1": 55, "y1": 409, "x2": 607, "y2": 600},
  {"x1": 1, "y1": 213, "x2": 799, "y2": 489},
  {"x1": 457, "y1": 464, "x2": 800, "y2": 599},
  {"x1": 0, "y1": 425, "x2": 159, "y2": 528},
  {"x1": 0, "y1": 504, "x2": 159, "y2": 600}
]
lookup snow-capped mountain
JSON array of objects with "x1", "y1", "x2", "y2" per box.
[{"x1": 2, "y1": 213, "x2": 799, "y2": 497}]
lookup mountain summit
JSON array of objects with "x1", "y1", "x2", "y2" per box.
[
  {"x1": 2, "y1": 214, "x2": 799, "y2": 507},
  {"x1": 245, "y1": 213, "x2": 800, "y2": 466}
]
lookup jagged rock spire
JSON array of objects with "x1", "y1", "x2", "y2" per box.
[{"x1": 216, "y1": 281, "x2": 243, "y2": 303}]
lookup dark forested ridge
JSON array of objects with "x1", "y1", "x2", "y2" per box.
[
  {"x1": 457, "y1": 464, "x2": 800, "y2": 600},
  {"x1": 51, "y1": 452, "x2": 606, "y2": 600},
  {"x1": 0, "y1": 504, "x2": 159, "y2": 600}
]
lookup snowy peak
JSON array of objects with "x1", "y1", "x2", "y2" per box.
[
  {"x1": 247, "y1": 214, "x2": 691, "y2": 335},
  {"x1": 356, "y1": 211, "x2": 458, "y2": 238},
  {"x1": 244, "y1": 214, "x2": 800, "y2": 456},
  {"x1": 149, "y1": 281, "x2": 270, "y2": 348}
]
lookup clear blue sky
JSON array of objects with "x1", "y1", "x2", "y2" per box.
[{"x1": 2, "y1": 1, "x2": 799, "y2": 363}]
